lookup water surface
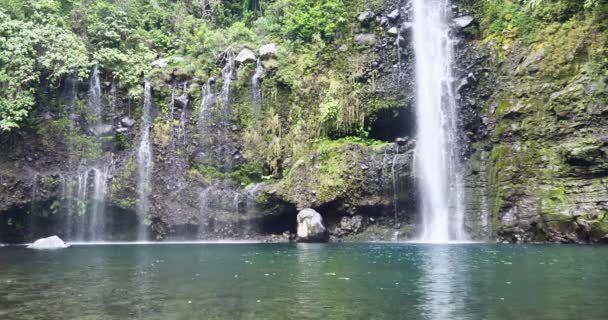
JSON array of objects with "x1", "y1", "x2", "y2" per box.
[{"x1": 1, "y1": 243, "x2": 606, "y2": 319}]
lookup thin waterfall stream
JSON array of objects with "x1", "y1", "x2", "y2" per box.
[
  {"x1": 413, "y1": 0, "x2": 466, "y2": 242},
  {"x1": 136, "y1": 80, "x2": 153, "y2": 240}
]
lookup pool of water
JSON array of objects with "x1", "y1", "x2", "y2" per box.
[{"x1": 1, "y1": 243, "x2": 606, "y2": 320}]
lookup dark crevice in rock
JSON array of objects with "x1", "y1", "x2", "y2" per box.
[{"x1": 367, "y1": 106, "x2": 415, "y2": 142}]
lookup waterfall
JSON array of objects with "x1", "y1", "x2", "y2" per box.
[
  {"x1": 89, "y1": 167, "x2": 109, "y2": 241},
  {"x1": 168, "y1": 83, "x2": 177, "y2": 155},
  {"x1": 412, "y1": 0, "x2": 465, "y2": 242},
  {"x1": 251, "y1": 59, "x2": 264, "y2": 115},
  {"x1": 197, "y1": 187, "x2": 212, "y2": 238},
  {"x1": 221, "y1": 61, "x2": 234, "y2": 121},
  {"x1": 198, "y1": 79, "x2": 216, "y2": 133},
  {"x1": 54, "y1": 71, "x2": 112, "y2": 242},
  {"x1": 178, "y1": 82, "x2": 189, "y2": 146},
  {"x1": 137, "y1": 80, "x2": 153, "y2": 240},
  {"x1": 88, "y1": 66, "x2": 103, "y2": 121}
]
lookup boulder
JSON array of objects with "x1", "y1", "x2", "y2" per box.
[
  {"x1": 27, "y1": 236, "x2": 69, "y2": 250},
  {"x1": 453, "y1": 16, "x2": 474, "y2": 29},
  {"x1": 358, "y1": 11, "x2": 375, "y2": 26},
  {"x1": 121, "y1": 117, "x2": 136, "y2": 127},
  {"x1": 297, "y1": 208, "x2": 328, "y2": 242},
  {"x1": 387, "y1": 27, "x2": 399, "y2": 37},
  {"x1": 90, "y1": 124, "x2": 114, "y2": 136},
  {"x1": 235, "y1": 48, "x2": 256, "y2": 64},
  {"x1": 354, "y1": 34, "x2": 377, "y2": 46},
  {"x1": 387, "y1": 9, "x2": 400, "y2": 22},
  {"x1": 259, "y1": 43, "x2": 277, "y2": 59},
  {"x1": 339, "y1": 215, "x2": 363, "y2": 233},
  {"x1": 151, "y1": 58, "x2": 167, "y2": 68}
]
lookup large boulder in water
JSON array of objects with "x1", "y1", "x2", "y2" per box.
[
  {"x1": 296, "y1": 208, "x2": 328, "y2": 242},
  {"x1": 27, "y1": 236, "x2": 69, "y2": 250}
]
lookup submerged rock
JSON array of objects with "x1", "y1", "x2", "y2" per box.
[
  {"x1": 296, "y1": 208, "x2": 328, "y2": 242},
  {"x1": 27, "y1": 236, "x2": 69, "y2": 250}
]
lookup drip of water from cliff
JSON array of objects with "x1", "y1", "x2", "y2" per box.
[
  {"x1": 197, "y1": 187, "x2": 212, "y2": 238},
  {"x1": 412, "y1": 0, "x2": 465, "y2": 242},
  {"x1": 89, "y1": 66, "x2": 103, "y2": 123},
  {"x1": 137, "y1": 80, "x2": 153, "y2": 241},
  {"x1": 61, "y1": 165, "x2": 110, "y2": 241},
  {"x1": 178, "y1": 82, "x2": 189, "y2": 146},
  {"x1": 251, "y1": 59, "x2": 264, "y2": 116},
  {"x1": 88, "y1": 167, "x2": 109, "y2": 240},
  {"x1": 199, "y1": 79, "x2": 216, "y2": 136},
  {"x1": 168, "y1": 83, "x2": 177, "y2": 156},
  {"x1": 221, "y1": 61, "x2": 234, "y2": 125}
]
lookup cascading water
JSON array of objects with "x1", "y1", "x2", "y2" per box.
[
  {"x1": 221, "y1": 60, "x2": 234, "y2": 122},
  {"x1": 251, "y1": 59, "x2": 264, "y2": 115},
  {"x1": 198, "y1": 79, "x2": 216, "y2": 133},
  {"x1": 412, "y1": 0, "x2": 466, "y2": 242},
  {"x1": 89, "y1": 66, "x2": 103, "y2": 120},
  {"x1": 178, "y1": 82, "x2": 189, "y2": 146},
  {"x1": 136, "y1": 80, "x2": 153, "y2": 240},
  {"x1": 88, "y1": 166, "x2": 109, "y2": 240}
]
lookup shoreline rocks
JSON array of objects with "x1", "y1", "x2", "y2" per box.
[{"x1": 296, "y1": 209, "x2": 328, "y2": 242}]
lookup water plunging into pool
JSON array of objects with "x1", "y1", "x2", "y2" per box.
[{"x1": 412, "y1": 0, "x2": 466, "y2": 242}]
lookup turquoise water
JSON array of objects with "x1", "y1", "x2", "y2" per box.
[{"x1": 1, "y1": 243, "x2": 607, "y2": 320}]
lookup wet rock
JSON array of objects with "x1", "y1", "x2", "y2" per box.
[
  {"x1": 27, "y1": 236, "x2": 69, "y2": 250},
  {"x1": 387, "y1": 27, "x2": 399, "y2": 37},
  {"x1": 296, "y1": 208, "x2": 328, "y2": 242},
  {"x1": 453, "y1": 16, "x2": 474, "y2": 29},
  {"x1": 354, "y1": 34, "x2": 377, "y2": 46},
  {"x1": 339, "y1": 215, "x2": 363, "y2": 233},
  {"x1": 121, "y1": 117, "x2": 136, "y2": 127},
  {"x1": 397, "y1": 23, "x2": 413, "y2": 47},
  {"x1": 235, "y1": 48, "x2": 256, "y2": 64},
  {"x1": 395, "y1": 137, "x2": 408, "y2": 146},
  {"x1": 90, "y1": 124, "x2": 114, "y2": 136},
  {"x1": 259, "y1": 43, "x2": 277, "y2": 59},
  {"x1": 387, "y1": 9, "x2": 400, "y2": 22},
  {"x1": 358, "y1": 11, "x2": 375, "y2": 26},
  {"x1": 115, "y1": 127, "x2": 128, "y2": 133}
]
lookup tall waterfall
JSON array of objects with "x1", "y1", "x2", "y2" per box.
[
  {"x1": 136, "y1": 80, "x2": 153, "y2": 240},
  {"x1": 413, "y1": 0, "x2": 465, "y2": 242},
  {"x1": 221, "y1": 61, "x2": 234, "y2": 121},
  {"x1": 199, "y1": 79, "x2": 216, "y2": 133},
  {"x1": 251, "y1": 59, "x2": 264, "y2": 115}
]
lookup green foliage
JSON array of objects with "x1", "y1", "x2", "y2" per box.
[
  {"x1": 0, "y1": 4, "x2": 88, "y2": 130},
  {"x1": 282, "y1": 0, "x2": 348, "y2": 42}
]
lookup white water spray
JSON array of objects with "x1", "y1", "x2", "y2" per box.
[{"x1": 413, "y1": 0, "x2": 466, "y2": 242}]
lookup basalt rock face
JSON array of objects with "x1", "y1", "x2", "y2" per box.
[
  {"x1": 0, "y1": 0, "x2": 420, "y2": 243},
  {"x1": 458, "y1": 1, "x2": 608, "y2": 243}
]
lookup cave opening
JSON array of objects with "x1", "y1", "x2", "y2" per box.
[{"x1": 366, "y1": 106, "x2": 415, "y2": 141}]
